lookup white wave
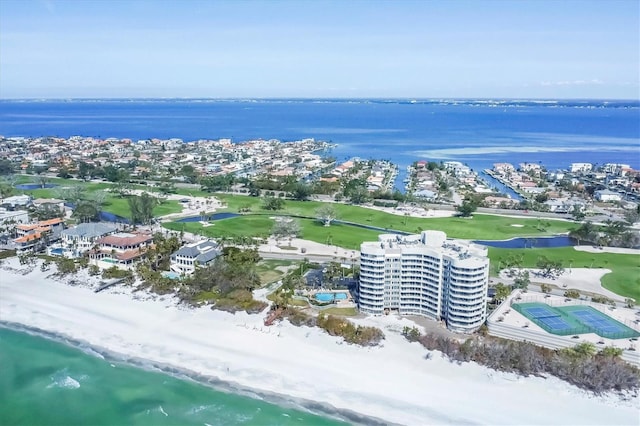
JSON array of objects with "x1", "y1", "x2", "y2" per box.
[
  {"x1": 158, "y1": 405, "x2": 168, "y2": 417},
  {"x1": 411, "y1": 145, "x2": 639, "y2": 159},
  {"x1": 47, "y1": 375, "x2": 80, "y2": 389}
]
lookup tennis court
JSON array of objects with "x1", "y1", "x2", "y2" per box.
[
  {"x1": 512, "y1": 302, "x2": 640, "y2": 339},
  {"x1": 513, "y1": 303, "x2": 586, "y2": 335},
  {"x1": 557, "y1": 306, "x2": 640, "y2": 339}
]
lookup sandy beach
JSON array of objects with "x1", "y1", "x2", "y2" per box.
[{"x1": 1, "y1": 259, "x2": 638, "y2": 425}]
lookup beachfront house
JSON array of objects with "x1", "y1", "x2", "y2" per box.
[
  {"x1": 170, "y1": 240, "x2": 220, "y2": 275},
  {"x1": 13, "y1": 217, "x2": 65, "y2": 253},
  {"x1": 49, "y1": 222, "x2": 119, "y2": 258},
  {"x1": 89, "y1": 232, "x2": 153, "y2": 270}
]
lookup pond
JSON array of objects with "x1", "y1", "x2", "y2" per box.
[
  {"x1": 176, "y1": 212, "x2": 240, "y2": 223},
  {"x1": 15, "y1": 183, "x2": 58, "y2": 190},
  {"x1": 474, "y1": 235, "x2": 575, "y2": 249}
]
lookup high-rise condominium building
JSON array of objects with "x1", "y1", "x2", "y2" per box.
[{"x1": 358, "y1": 231, "x2": 489, "y2": 333}]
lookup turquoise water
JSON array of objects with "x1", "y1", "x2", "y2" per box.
[
  {"x1": 315, "y1": 293, "x2": 348, "y2": 302},
  {"x1": 0, "y1": 327, "x2": 348, "y2": 426}
]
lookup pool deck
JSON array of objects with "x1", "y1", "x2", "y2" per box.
[{"x1": 488, "y1": 290, "x2": 640, "y2": 364}]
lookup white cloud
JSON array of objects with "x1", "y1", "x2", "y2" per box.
[{"x1": 539, "y1": 79, "x2": 604, "y2": 87}]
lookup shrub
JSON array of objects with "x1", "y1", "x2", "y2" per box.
[
  {"x1": 102, "y1": 266, "x2": 132, "y2": 280},
  {"x1": 415, "y1": 331, "x2": 639, "y2": 394},
  {"x1": 317, "y1": 314, "x2": 384, "y2": 346},
  {"x1": 283, "y1": 309, "x2": 317, "y2": 327},
  {"x1": 55, "y1": 257, "x2": 77, "y2": 275},
  {"x1": 402, "y1": 326, "x2": 421, "y2": 342},
  {"x1": 563, "y1": 289, "x2": 580, "y2": 299}
]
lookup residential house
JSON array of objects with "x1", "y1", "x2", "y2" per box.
[
  {"x1": 32, "y1": 198, "x2": 65, "y2": 213},
  {"x1": 594, "y1": 189, "x2": 622, "y2": 203},
  {"x1": 170, "y1": 240, "x2": 220, "y2": 275},
  {"x1": 1, "y1": 194, "x2": 31, "y2": 209},
  {"x1": 89, "y1": 232, "x2": 153, "y2": 269},
  {"x1": 13, "y1": 217, "x2": 65, "y2": 253},
  {"x1": 49, "y1": 222, "x2": 119, "y2": 258}
]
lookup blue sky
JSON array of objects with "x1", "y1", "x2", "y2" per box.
[{"x1": 0, "y1": 0, "x2": 638, "y2": 99}]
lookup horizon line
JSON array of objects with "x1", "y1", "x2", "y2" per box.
[{"x1": 1, "y1": 96, "x2": 639, "y2": 102}]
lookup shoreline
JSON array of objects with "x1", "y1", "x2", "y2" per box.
[
  {"x1": 1, "y1": 261, "x2": 638, "y2": 425},
  {"x1": 0, "y1": 321, "x2": 387, "y2": 426}
]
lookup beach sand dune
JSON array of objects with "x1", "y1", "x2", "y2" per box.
[{"x1": 1, "y1": 260, "x2": 637, "y2": 425}]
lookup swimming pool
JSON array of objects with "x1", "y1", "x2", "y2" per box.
[
  {"x1": 162, "y1": 271, "x2": 181, "y2": 280},
  {"x1": 49, "y1": 248, "x2": 64, "y2": 255},
  {"x1": 314, "y1": 292, "x2": 349, "y2": 302}
]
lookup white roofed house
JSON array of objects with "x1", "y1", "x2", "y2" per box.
[
  {"x1": 170, "y1": 240, "x2": 220, "y2": 275},
  {"x1": 594, "y1": 189, "x2": 622, "y2": 203},
  {"x1": 49, "y1": 222, "x2": 119, "y2": 258},
  {"x1": 89, "y1": 232, "x2": 153, "y2": 270}
]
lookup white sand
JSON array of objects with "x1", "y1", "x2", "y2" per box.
[
  {"x1": 1, "y1": 260, "x2": 637, "y2": 425},
  {"x1": 499, "y1": 268, "x2": 626, "y2": 301}
]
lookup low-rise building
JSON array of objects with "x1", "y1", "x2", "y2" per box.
[
  {"x1": 13, "y1": 217, "x2": 65, "y2": 253},
  {"x1": 32, "y1": 198, "x2": 65, "y2": 213},
  {"x1": 0, "y1": 209, "x2": 29, "y2": 228},
  {"x1": 89, "y1": 232, "x2": 153, "y2": 269},
  {"x1": 49, "y1": 222, "x2": 119, "y2": 258},
  {"x1": 170, "y1": 240, "x2": 220, "y2": 274},
  {"x1": 570, "y1": 163, "x2": 592, "y2": 173},
  {"x1": 1, "y1": 194, "x2": 31, "y2": 209},
  {"x1": 594, "y1": 189, "x2": 622, "y2": 202}
]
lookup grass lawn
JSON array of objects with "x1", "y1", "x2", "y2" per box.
[
  {"x1": 256, "y1": 259, "x2": 296, "y2": 285},
  {"x1": 164, "y1": 215, "x2": 382, "y2": 251},
  {"x1": 164, "y1": 215, "x2": 275, "y2": 239},
  {"x1": 213, "y1": 193, "x2": 578, "y2": 240},
  {"x1": 322, "y1": 307, "x2": 358, "y2": 316},
  {"x1": 488, "y1": 247, "x2": 640, "y2": 302}
]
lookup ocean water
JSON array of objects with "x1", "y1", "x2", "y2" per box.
[
  {"x1": 0, "y1": 327, "x2": 347, "y2": 426},
  {"x1": 1, "y1": 99, "x2": 639, "y2": 182}
]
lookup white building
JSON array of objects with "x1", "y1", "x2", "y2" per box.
[
  {"x1": 358, "y1": 231, "x2": 490, "y2": 333},
  {"x1": 594, "y1": 189, "x2": 622, "y2": 202},
  {"x1": 0, "y1": 209, "x2": 29, "y2": 228},
  {"x1": 570, "y1": 163, "x2": 592, "y2": 173},
  {"x1": 170, "y1": 240, "x2": 220, "y2": 275},
  {"x1": 1, "y1": 195, "x2": 31, "y2": 208}
]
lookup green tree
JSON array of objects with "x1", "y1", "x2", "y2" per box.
[
  {"x1": 72, "y1": 201, "x2": 100, "y2": 223},
  {"x1": 127, "y1": 192, "x2": 158, "y2": 224},
  {"x1": 0, "y1": 159, "x2": 14, "y2": 175},
  {"x1": 536, "y1": 256, "x2": 564, "y2": 279},
  {"x1": 290, "y1": 182, "x2": 312, "y2": 201},
  {"x1": 180, "y1": 165, "x2": 199, "y2": 184},
  {"x1": 262, "y1": 196, "x2": 284, "y2": 211},
  {"x1": 316, "y1": 204, "x2": 339, "y2": 226},
  {"x1": 456, "y1": 200, "x2": 477, "y2": 217},
  {"x1": 540, "y1": 283, "x2": 552, "y2": 294},
  {"x1": 513, "y1": 270, "x2": 530, "y2": 290},
  {"x1": 271, "y1": 218, "x2": 301, "y2": 243},
  {"x1": 570, "y1": 204, "x2": 586, "y2": 221},
  {"x1": 348, "y1": 186, "x2": 370, "y2": 205},
  {"x1": 493, "y1": 282, "x2": 511, "y2": 302}
]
